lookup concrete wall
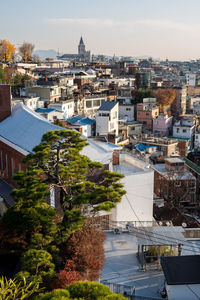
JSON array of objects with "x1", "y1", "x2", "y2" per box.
[
  {"x1": 119, "y1": 105, "x2": 134, "y2": 121},
  {"x1": 166, "y1": 284, "x2": 200, "y2": 300}
]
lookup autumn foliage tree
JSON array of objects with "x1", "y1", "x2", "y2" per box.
[
  {"x1": 52, "y1": 224, "x2": 106, "y2": 288},
  {"x1": 0, "y1": 39, "x2": 16, "y2": 63},
  {"x1": 153, "y1": 88, "x2": 176, "y2": 112},
  {"x1": 19, "y1": 42, "x2": 35, "y2": 62},
  {"x1": 64, "y1": 225, "x2": 106, "y2": 281}
]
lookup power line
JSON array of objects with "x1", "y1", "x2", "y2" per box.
[{"x1": 103, "y1": 220, "x2": 200, "y2": 255}]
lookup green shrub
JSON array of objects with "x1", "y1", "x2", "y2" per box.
[
  {"x1": 66, "y1": 281, "x2": 112, "y2": 299},
  {"x1": 36, "y1": 289, "x2": 70, "y2": 300}
]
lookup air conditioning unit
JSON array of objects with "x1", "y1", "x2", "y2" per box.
[
  {"x1": 126, "y1": 222, "x2": 134, "y2": 232},
  {"x1": 113, "y1": 227, "x2": 122, "y2": 234}
]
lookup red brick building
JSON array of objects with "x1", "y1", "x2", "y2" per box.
[
  {"x1": 137, "y1": 101, "x2": 159, "y2": 131},
  {"x1": 153, "y1": 157, "x2": 196, "y2": 205}
]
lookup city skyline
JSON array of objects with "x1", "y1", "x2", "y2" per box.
[{"x1": 1, "y1": 0, "x2": 200, "y2": 60}]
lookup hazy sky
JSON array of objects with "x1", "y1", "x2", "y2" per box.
[{"x1": 1, "y1": 0, "x2": 200, "y2": 60}]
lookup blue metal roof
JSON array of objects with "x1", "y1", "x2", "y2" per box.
[
  {"x1": 35, "y1": 108, "x2": 56, "y2": 113},
  {"x1": 66, "y1": 115, "x2": 95, "y2": 126},
  {"x1": 135, "y1": 143, "x2": 156, "y2": 152}
]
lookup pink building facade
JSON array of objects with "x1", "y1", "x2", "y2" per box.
[
  {"x1": 137, "y1": 103, "x2": 159, "y2": 131},
  {"x1": 153, "y1": 115, "x2": 173, "y2": 137}
]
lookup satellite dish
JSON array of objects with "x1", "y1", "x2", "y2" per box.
[{"x1": 182, "y1": 222, "x2": 187, "y2": 228}]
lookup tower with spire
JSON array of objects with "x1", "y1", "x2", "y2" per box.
[{"x1": 78, "y1": 36, "x2": 86, "y2": 56}]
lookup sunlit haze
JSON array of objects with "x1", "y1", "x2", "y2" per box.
[{"x1": 1, "y1": 0, "x2": 200, "y2": 60}]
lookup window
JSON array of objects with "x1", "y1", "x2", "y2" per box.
[
  {"x1": 146, "y1": 112, "x2": 149, "y2": 116},
  {"x1": 11, "y1": 158, "x2": 14, "y2": 176},
  {"x1": 174, "y1": 181, "x2": 181, "y2": 187},
  {"x1": 86, "y1": 100, "x2": 92, "y2": 108},
  {"x1": 99, "y1": 113, "x2": 109, "y2": 117},
  {"x1": 50, "y1": 186, "x2": 55, "y2": 208},
  {"x1": 5, "y1": 154, "x2": 8, "y2": 177},
  {"x1": 143, "y1": 121, "x2": 147, "y2": 125},
  {"x1": 196, "y1": 135, "x2": 198, "y2": 140},
  {"x1": 176, "y1": 128, "x2": 180, "y2": 133},
  {"x1": 18, "y1": 163, "x2": 21, "y2": 171},
  {"x1": 182, "y1": 129, "x2": 187, "y2": 133},
  {"x1": 93, "y1": 100, "x2": 100, "y2": 107},
  {"x1": 126, "y1": 108, "x2": 131, "y2": 111}
]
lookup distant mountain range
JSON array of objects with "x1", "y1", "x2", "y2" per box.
[{"x1": 33, "y1": 49, "x2": 63, "y2": 60}]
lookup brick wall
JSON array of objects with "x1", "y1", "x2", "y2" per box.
[
  {"x1": 112, "y1": 150, "x2": 120, "y2": 165},
  {"x1": 0, "y1": 141, "x2": 27, "y2": 187},
  {"x1": 0, "y1": 85, "x2": 11, "y2": 122}
]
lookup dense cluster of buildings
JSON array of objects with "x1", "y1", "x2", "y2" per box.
[{"x1": 2, "y1": 38, "x2": 200, "y2": 299}]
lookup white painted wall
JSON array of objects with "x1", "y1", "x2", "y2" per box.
[
  {"x1": 173, "y1": 125, "x2": 195, "y2": 139},
  {"x1": 81, "y1": 125, "x2": 91, "y2": 137},
  {"x1": 166, "y1": 284, "x2": 200, "y2": 300},
  {"x1": 24, "y1": 97, "x2": 42, "y2": 111},
  {"x1": 113, "y1": 171, "x2": 153, "y2": 222},
  {"x1": 40, "y1": 110, "x2": 64, "y2": 122},
  {"x1": 96, "y1": 104, "x2": 119, "y2": 136},
  {"x1": 49, "y1": 101, "x2": 74, "y2": 119}
]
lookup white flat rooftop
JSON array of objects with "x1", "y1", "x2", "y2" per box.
[{"x1": 113, "y1": 161, "x2": 143, "y2": 175}]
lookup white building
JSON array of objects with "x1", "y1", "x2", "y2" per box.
[
  {"x1": 49, "y1": 99, "x2": 74, "y2": 119},
  {"x1": 194, "y1": 125, "x2": 200, "y2": 149},
  {"x1": 173, "y1": 117, "x2": 195, "y2": 140},
  {"x1": 23, "y1": 97, "x2": 44, "y2": 111},
  {"x1": 96, "y1": 101, "x2": 119, "y2": 136},
  {"x1": 35, "y1": 108, "x2": 64, "y2": 122},
  {"x1": 81, "y1": 143, "x2": 154, "y2": 224},
  {"x1": 186, "y1": 73, "x2": 196, "y2": 86},
  {"x1": 118, "y1": 98, "x2": 135, "y2": 122}
]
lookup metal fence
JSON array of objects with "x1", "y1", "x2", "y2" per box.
[{"x1": 101, "y1": 281, "x2": 163, "y2": 300}]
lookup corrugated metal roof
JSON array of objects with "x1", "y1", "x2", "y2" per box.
[
  {"x1": 135, "y1": 226, "x2": 186, "y2": 246},
  {"x1": 0, "y1": 103, "x2": 63, "y2": 153}
]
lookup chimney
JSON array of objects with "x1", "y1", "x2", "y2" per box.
[
  {"x1": 112, "y1": 150, "x2": 120, "y2": 165},
  {"x1": 0, "y1": 85, "x2": 12, "y2": 122}
]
